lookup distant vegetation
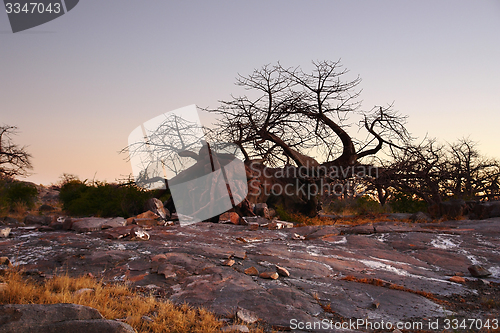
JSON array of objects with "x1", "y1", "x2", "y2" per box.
[
  {"x1": 0, "y1": 177, "x2": 38, "y2": 214},
  {"x1": 59, "y1": 176, "x2": 166, "y2": 218}
]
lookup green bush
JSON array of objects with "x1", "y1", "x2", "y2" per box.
[
  {"x1": 59, "y1": 179, "x2": 159, "y2": 217},
  {"x1": 328, "y1": 196, "x2": 386, "y2": 215},
  {"x1": 0, "y1": 179, "x2": 38, "y2": 211},
  {"x1": 388, "y1": 192, "x2": 428, "y2": 213},
  {"x1": 354, "y1": 195, "x2": 386, "y2": 215},
  {"x1": 275, "y1": 204, "x2": 301, "y2": 223}
]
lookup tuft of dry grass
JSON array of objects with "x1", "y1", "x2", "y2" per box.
[
  {"x1": 0, "y1": 269, "x2": 264, "y2": 333},
  {"x1": 292, "y1": 212, "x2": 396, "y2": 227}
]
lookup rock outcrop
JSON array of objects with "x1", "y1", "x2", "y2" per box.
[
  {"x1": 1, "y1": 216, "x2": 499, "y2": 331},
  {"x1": 0, "y1": 303, "x2": 136, "y2": 333}
]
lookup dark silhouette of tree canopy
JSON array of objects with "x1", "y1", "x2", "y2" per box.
[
  {"x1": 0, "y1": 125, "x2": 32, "y2": 178},
  {"x1": 211, "y1": 60, "x2": 410, "y2": 170},
  {"x1": 367, "y1": 137, "x2": 500, "y2": 207}
]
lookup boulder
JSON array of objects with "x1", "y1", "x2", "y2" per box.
[
  {"x1": 71, "y1": 218, "x2": 108, "y2": 232},
  {"x1": 468, "y1": 265, "x2": 492, "y2": 278},
  {"x1": 0, "y1": 303, "x2": 136, "y2": 333},
  {"x1": 24, "y1": 215, "x2": 51, "y2": 226},
  {"x1": 0, "y1": 217, "x2": 19, "y2": 226},
  {"x1": 254, "y1": 203, "x2": 270, "y2": 219},
  {"x1": 470, "y1": 201, "x2": 500, "y2": 219},
  {"x1": 101, "y1": 218, "x2": 127, "y2": 229},
  {"x1": 145, "y1": 198, "x2": 170, "y2": 220}
]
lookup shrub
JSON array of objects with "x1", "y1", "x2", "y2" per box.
[
  {"x1": 59, "y1": 178, "x2": 158, "y2": 217},
  {"x1": 354, "y1": 195, "x2": 386, "y2": 215},
  {"x1": 388, "y1": 191, "x2": 428, "y2": 213},
  {"x1": 0, "y1": 178, "x2": 38, "y2": 212},
  {"x1": 275, "y1": 204, "x2": 301, "y2": 223},
  {"x1": 327, "y1": 196, "x2": 387, "y2": 216}
]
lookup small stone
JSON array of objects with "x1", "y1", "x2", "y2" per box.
[
  {"x1": 244, "y1": 267, "x2": 259, "y2": 276},
  {"x1": 130, "y1": 226, "x2": 150, "y2": 241},
  {"x1": 0, "y1": 227, "x2": 11, "y2": 238},
  {"x1": 104, "y1": 226, "x2": 133, "y2": 239},
  {"x1": 74, "y1": 288, "x2": 94, "y2": 296},
  {"x1": 275, "y1": 220, "x2": 294, "y2": 228},
  {"x1": 468, "y1": 265, "x2": 492, "y2": 278},
  {"x1": 292, "y1": 233, "x2": 305, "y2": 240},
  {"x1": 158, "y1": 266, "x2": 177, "y2": 279},
  {"x1": 141, "y1": 315, "x2": 154, "y2": 323},
  {"x1": 248, "y1": 222, "x2": 259, "y2": 231},
  {"x1": 222, "y1": 259, "x2": 235, "y2": 267},
  {"x1": 276, "y1": 265, "x2": 290, "y2": 277},
  {"x1": 236, "y1": 237, "x2": 262, "y2": 243},
  {"x1": 219, "y1": 212, "x2": 241, "y2": 225},
  {"x1": 236, "y1": 307, "x2": 259, "y2": 324},
  {"x1": 221, "y1": 325, "x2": 249, "y2": 333},
  {"x1": 0, "y1": 257, "x2": 13, "y2": 267},
  {"x1": 259, "y1": 271, "x2": 279, "y2": 280},
  {"x1": 449, "y1": 276, "x2": 466, "y2": 283},
  {"x1": 481, "y1": 279, "x2": 491, "y2": 286},
  {"x1": 232, "y1": 251, "x2": 247, "y2": 260}
]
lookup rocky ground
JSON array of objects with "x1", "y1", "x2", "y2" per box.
[{"x1": 1, "y1": 209, "x2": 500, "y2": 332}]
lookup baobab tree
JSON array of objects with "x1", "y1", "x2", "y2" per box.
[{"x1": 209, "y1": 60, "x2": 410, "y2": 214}]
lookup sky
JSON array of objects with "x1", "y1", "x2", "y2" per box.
[{"x1": 1, "y1": 0, "x2": 500, "y2": 185}]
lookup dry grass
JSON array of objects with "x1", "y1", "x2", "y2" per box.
[
  {"x1": 292, "y1": 212, "x2": 397, "y2": 227},
  {"x1": 0, "y1": 269, "x2": 264, "y2": 333}
]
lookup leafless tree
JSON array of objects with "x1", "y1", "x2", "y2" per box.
[
  {"x1": 212, "y1": 60, "x2": 410, "y2": 171},
  {"x1": 370, "y1": 137, "x2": 500, "y2": 207},
  {"x1": 0, "y1": 125, "x2": 32, "y2": 178},
  {"x1": 208, "y1": 61, "x2": 411, "y2": 215}
]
